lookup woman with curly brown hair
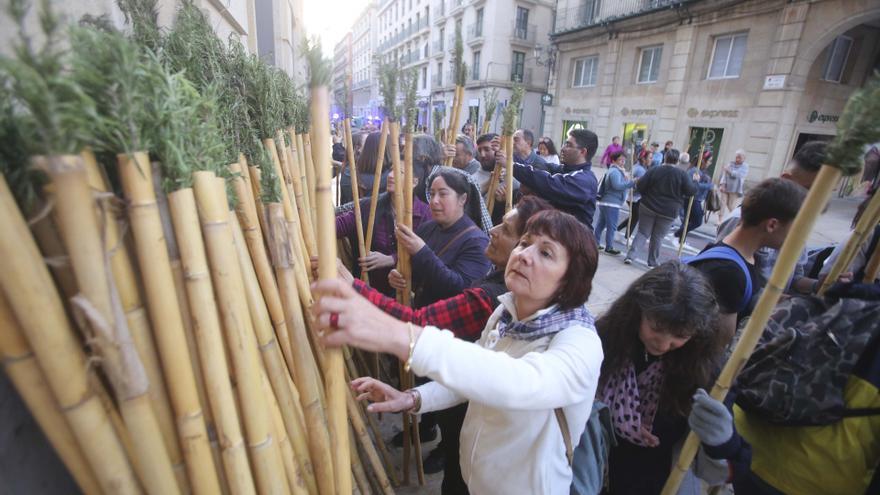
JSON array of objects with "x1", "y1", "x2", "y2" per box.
[{"x1": 596, "y1": 261, "x2": 725, "y2": 494}]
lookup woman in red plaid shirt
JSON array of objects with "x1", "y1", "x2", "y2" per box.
[{"x1": 314, "y1": 210, "x2": 602, "y2": 494}]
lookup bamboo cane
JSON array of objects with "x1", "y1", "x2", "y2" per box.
[
  {"x1": 363, "y1": 118, "x2": 390, "y2": 285},
  {"x1": 346, "y1": 118, "x2": 370, "y2": 281},
  {"x1": 861, "y1": 230, "x2": 880, "y2": 282},
  {"x1": 349, "y1": 429, "x2": 371, "y2": 495},
  {"x1": 0, "y1": 174, "x2": 141, "y2": 494},
  {"x1": 117, "y1": 152, "x2": 222, "y2": 495},
  {"x1": 661, "y1": 165, "x2": 842, "y2": 494},
  {"x1": 347, "y1": 387, "x2": 395, "y2": 495},
  {"x1": 505, "y1": 134, "x2": 515, "y2": 213},
  {"x1": 192, "y1": 171, "x2": 290, "y2": 495},
  {"x1": 0, "y1": 293, "x2": 103, "y2": 495},
  {"x1": 288, "y1": 128, "x2": 319, "y2": 257},
  {"x1": 677, "y1": 145, "x2": 705, "y2": 257},
  {"x1": 45, "y1": 155, "x2": 179, "y2": 495},
  {"x1": 296, "y1": 133, "x2": 316, "y2": 241},
  {"x1": 230, "y1": 161, "x2": 295, "y2": 372},
  {"x1": 625, "y1": 187, "x2": 634, "y2": 251},
  {"x1": 266, "y1": 203, "x2": 337, "y2": 495},
  {"x1": 277, "y1": 134, "x2": 316, "y2": 269},
  {"x1": 486, "y1": 134, "x2": 507, "y2": 214},
  {"x1": 81, "y1": 150, "x2": 184, "y2": 485},
  {"x1": 248, "y1": 166, "x2": 271, "y2": 239},
  {"x1": 311, "y1": 84, "x2": 353, "y2": 495},
  {"x1": 819, "y1": 191, "x2": 880, "y2": 294},
  {"x1": 304, "y1": 132, "x2": 319, "y2": 228},
  {"x1": 167, "y1": 187, "x2": 257, "y2": 495},
  {"x1": 231, "y1": 213, "x2": 318, "y2": 494},
  {"x1": 262, "y1": 367, "x2": 309, "y2": 495}
]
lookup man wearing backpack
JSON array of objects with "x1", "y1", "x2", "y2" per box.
[
  {"x1": 688, "y1": 178, "x2": 807, "y2": 343},
  {"x1": 688, "y1": 282, "x2": 880, "y2": 495}
]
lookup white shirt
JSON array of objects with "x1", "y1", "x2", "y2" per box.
[{"x1": 413, "y1": 293, "x2": 604, "y2": 495}]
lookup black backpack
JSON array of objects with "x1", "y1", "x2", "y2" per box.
[{"x1": 735, "y1": 293, "x2": 880, "y2": 425}]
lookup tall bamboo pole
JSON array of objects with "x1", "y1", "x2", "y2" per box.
[
  {"x1": 0, "y1": 174, "x2": 141, "y2": 494},
  {"x1": 81, "y1": 150, "x2": 184, "y2": 484},
  {"x1": 504, "y1": 133, "x2": 515, "y2": 213},
  {"x1": 485, "y1": 135, "x2": 506, "y2": 214},
  {"x1": 46, "y1": 155, "x2": 179, "y2": 495},
  {"x1": 118, "y1": 152, "x2": 222, "y2": 495},
  {"x1": 266, "y1": 203, "x2": 336, "y2": 495},
  {"x1": 661, "y1": 165, "x2": 842, "y2": 494},
  {"x1": 303, "y1": 132, "x2": 319, "y2": 228},
  {"x1": 262, "y1": 369, "x2": 309, "y2": 495},
  {"x1": 296, "y1": 133, "x2": 316, "y2": 243},
  {"x1": 0, "y1": 293, "x2": 103, "y2": 495},
  {"x1": 311, "y1": 79, "x2": 353, "y2": 495},
  {"x1": 345, "y1": 118, "x2": 368, "y2": 268},
  {"x1": 347, "y1": 385, "x2": 396, "y2": 495},
  {"x1": 818, "y1": 191, "x2": 880, "y2": 294},
  {"x1": 192, "y1": 171, "x2": 290, "y2": 495},
  {"x1": 231, "y1": 213, "x2": 318, "y2": 494},
  {"x1": 363, "y1": 118, "x2": 390, "y2": 284},
  {"x1": 168, "y1": 187, "x2": 257, "y2": 495},
  {"x1": 862, "y1": 233, "x2": 880, "y2": 282},
  {"x1": 287, "y1": 127, "x2": 318, "y2": 257}
]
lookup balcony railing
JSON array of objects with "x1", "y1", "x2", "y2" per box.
[
  {"x1": 432, "y1": 73, "x2": 444, "y2": 87},
  {"x1": 432, "y1": 39, "x2": 445, "y2": 56},
  {"x1": 510, "y1": 22, "x2": 537, "y2": 45},
  {"x1": 553, "y1": 0, "x2": 683, "y2": 34},
  {"x1": 447, "y1": 0, "x2": 465, "y2": 15},
  {"x1": 467, "y1": 23, "x2": 484, "y2": 43}
]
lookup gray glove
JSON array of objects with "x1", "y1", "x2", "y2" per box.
[{"x1": 688, "y1": 388, "x2": 733, "y2": 447}]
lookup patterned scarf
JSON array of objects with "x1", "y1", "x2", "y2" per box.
[
  {"x1": 496, "y1": 302, "x2": 595, "y2": 342},
  {"x1": 599, "y1": 359, "x2": 665, "y2": 447}
]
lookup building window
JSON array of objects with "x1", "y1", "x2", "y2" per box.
[
  {"x1": 637, "y1": 45, "x2": 662, "y2": 84},
  {"x1": 475, "y1": 8, "x2": 483, "y2": 37},
  {"x1": 440, "y1": 27, "x2": 445, "y2": 50},
  {"x1": 515, "y1": 7, "x2": 529, "y2": 40},
  {"x1": 511, "y1": 50, "x2": 525, "y2": 82},
  {"x1": 572, "y1": 56, "x2": 598, "y2": 87},
  {"x1": 821, "y1": 35, "x2": 853, "y2": 83},
  {"x1": 708, "y1": 33, "x2": 748, "y2": 79},
  {"x1": 472, "y1": 50, "x2": 481, "y2": 80},
  {"x1": 437, "y1": 62, "x2": 443, "y2": 86},
  {"x1": 422, "y1": 66, "x2": 427, "y2": 89}
]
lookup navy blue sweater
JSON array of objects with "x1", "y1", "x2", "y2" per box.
[{"x1": 513, "y1": 160, "x2": 598, "y2": 227}]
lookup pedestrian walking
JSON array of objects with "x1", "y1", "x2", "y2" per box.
[
  {"x1": 719, "y1": 149, "x2": 749, "y2": 220},
  {"x1": 594, "y1": 151, "x2": 634, "y2": 255}
]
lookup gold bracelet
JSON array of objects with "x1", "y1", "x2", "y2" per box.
[{"x1": 403, "y1": 322, "x2": 415, "y2": 373}]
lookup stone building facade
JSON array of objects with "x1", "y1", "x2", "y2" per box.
[{"x1": 548, "y1": 0, "x2": 880, "y2": 182}]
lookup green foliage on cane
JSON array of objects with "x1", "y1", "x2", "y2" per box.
[
  {"x1": 0, "y1": 73, "x2": 45, "y2": 209},
  {"x1": 69, "y1": 26, "x2": 162, "y2": 155},
  {"x1": 151, "y1": 71, "x2": 227, "y2": 193},
  {"x1": 484, "y1": 88, "x2": 499, "y2": 124},
  {"x1": 163, "y1": 0, "x2": 243, "y2": 160},
  {"x1": 377, "y1": 58, "x2": 399, "y2": 122},
  {"x1": 401, "y1": 69, "x2": 418, "y2": 134},
  {"x1": 303, "y1": 37, "x2": 331, "y2": 89},
  {"x1": 0, "y1": 0, "x2": 98, "y2": 158},
  {"x1": 259, "y1": 149, "x2": 282, "y2": 204},
  {"x1": 453, "y1": 23, "x2": 466, "y2": 87},
  {"x1": 825, "y1": 74, "x2": 880, "y2": 176},
  {"x1": 501, "y1": 85, "x2": 524, "y2": 136},
  {"x1": 237, "y1": 44, "x2": 284, "y2": 140},
  {"x1": 116, "y1": 0, "x2": 162, "y2": 52},
  {"x1": 274, "y1": 68, "x2": 300, "y2": 136},
  {"x1": 292, "y1": 94, "x2": 310, "y2": 135},
  {"x1": 432, "y1": 106, "x2": 445, "y2": 141}
]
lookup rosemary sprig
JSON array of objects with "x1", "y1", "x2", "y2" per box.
[
  {"x1": 825, "y1": 74, "x2": 880, "y2": 176},
  {"x1": 377, "y1": 57, "x2": 399, "y2": 122},
  {"x1": 501, "y1": 85, "x2": 524, "y2": 136}
]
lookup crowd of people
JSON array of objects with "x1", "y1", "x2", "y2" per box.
[{"x1": 323, "y1": 122, "x2": 880, "y2": 495}]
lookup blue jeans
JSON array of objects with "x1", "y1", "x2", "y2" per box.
[{"x1": 594, "y1": 204, "x2": 621, "y2": 249}]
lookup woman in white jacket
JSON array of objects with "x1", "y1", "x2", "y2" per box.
[{"x1": 313, "y1": 210, "x2": 603, "y2": 494}]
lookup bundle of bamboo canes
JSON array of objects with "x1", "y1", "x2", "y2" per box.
[
  {"x1": 487, "y1": 85, "x2": 524, "y2": 214},
  {"x1": 0, "y1": 2, "x2": 394, "y2": 494},
  {"x1": 443, "y1": 25, "x2": 467, "y2": 167}
]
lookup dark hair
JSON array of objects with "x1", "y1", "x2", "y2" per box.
[
  {"x1": 477, "y1": 133, "x2": 498, "y2": 145},
  {"x1": 609, "y1": 150, "x2": 625, "y2": 163},
  {"x1": 665, "y1": 140, "x2": 673, "y2": 146},
  {"x1": 663, "y1": 148, "x2": 680, "y2": 165},
  {"x1": 596, "y1": 261, "x2": 723, "y2": 416},
  {"x1": 523, "y1": 210, "x2": 598, "y2": 309},
  {"x1": 741, "y1": 178, "x2": 807, "y2": 227},
  {"x1": 429, "y1": 168, "x2": 469, "y2": 196},
  {"x1": 792, "y1": 140, "x2": 827, "y2": 173},
  {"x1": 569, "y1": 129, "x2": 599, "y2": 162},
  {"x1": 356, "y1": 132, "x2": 390, "y2": 174},
  {"x1": 455, "y1": 135, "x2": 476, "y2": 157},
  {"x1": 512, "y1": 195, "x2": 553, "y2": 236},
  {"x1": 520, "y1": 128, "x2": 536, "y2": 146},
  {"x1": 539, "y1": 137, "x2": 558, "y2": 156},
  {"x1": 461, "y1": 122, "x2": 474, "y2": 132}
]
